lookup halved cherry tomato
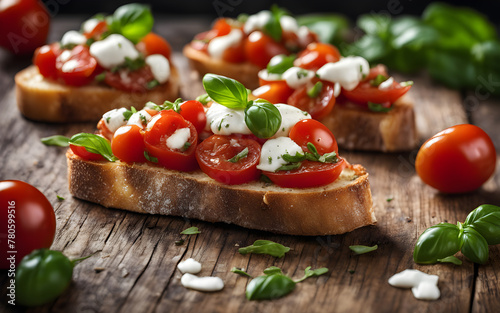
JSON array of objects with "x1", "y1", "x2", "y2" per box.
[
  {"x1": 144, "y1": 111, "x2": 198, "y2": 171},
  {"x1": 342, "y1": 80, "x2": 411, "y2": 106},
  {"x1": 104, "y1": 66, "x2": 156, "y2": 93},
  {"x1": 70, "y1": 144, "x2": 105, "y2": 161},
  {"x1": 363, "y1": 64, "x2": 388, "y2": 81},
  {"x1": 288, "y1": 81, "x2": 336, "y2": 120},
  {"x1": 56, "y1": 45, "x2": 98, "y2": 86},
  {"x1": 196, "y1": 135, "x2": 261, "y2": 185},
  {"x1": 416, "y1": 124, "x2": 496, "y2": 193},
  {"x1": 178, "y1": 100, "x2": 207, "y2": 134},
  {"x1": 33, "y1": 43, "x2": 60, "y2": 79},
  {"x1": 244, "y1": 31, "x2": 289, "y2": 68},
  {"x1": 252, "y1": 81, "x2": 295, "y2": 104},
  {"x1": 289, "y1": 119, "x2": 338, "y2": 155},
  {"x1": 83, "y1": 20, "x2": 108, "y2": 40},
  {"x1": 111, "y1": 125, "x2": 147, "y2": 163},
  {"x1": 97, "y1": 119, "x2": 114, "y2": 141},
  {"x1": 264, "y1": 158, "x2": 346, "y2": 188},
  {"x1": 137, "y1": 32, "x2": 172, "y2": 60},
  {"x1": 294, "y1": 42, "x2": 341, "y2": 71}
]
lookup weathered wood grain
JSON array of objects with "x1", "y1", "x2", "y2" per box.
[{"x1": 0, "y1": 16, "x2": 499, "y2": 313}]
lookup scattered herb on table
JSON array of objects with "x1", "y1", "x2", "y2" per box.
[
  {"x1": 180, "y1": 226, "x2": 201, "y2": 235},
  {"x1": 349, "y1": 244, "x2": 378, "y2": 255},
  {"x1": 238, "y1": 240, "x2": 290, "y2": 258}
]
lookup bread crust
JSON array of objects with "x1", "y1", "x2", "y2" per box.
[
  {"x1": 183, "y1": 44, "x2": 261, "y2": 89},
  {"x1": 67, "y1": 150, "x2": 375, "y2": 236},
  {"x1": 15, "y1": 65, "x2": 180, "y2": 123}
]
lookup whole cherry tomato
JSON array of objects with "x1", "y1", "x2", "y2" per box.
[
  {"x1": 416, "y1": 124, "x2": 497, "y2": 193},
  {"x1": 252, "y1": 81, "x2": 295, "y2": 104},
  {"x1": 111, "y1": 125, "x2": 147, "y2": 163},
  {"x1": 244, "y1": 31, "x2": 289, "y2": 68},
  {"x1": 0, "y1": 180, "x2": 56, "y2": 268},
  {"x1": 137, "y1": 32, "x2": 172, "y2": 60},
  {"x1": 294, "y1": 42, "x2": 341, "y2": 70},
  {"x1": 289, "y1": 119, "x2": 338, "y2": 155},
  {"x1": 178, "y1": 100, "x2": 207, "y2": 134}
]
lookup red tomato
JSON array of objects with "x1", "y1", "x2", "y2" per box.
[
  {"x1": 252, "y1": 82, "x2": 295, "y2": 104},
  {"x1": 244, "y1": 31, "x2": 289, "y2": 68},
  {"x1": 111, "y1": 125, "x2": 147, "y2": 163},
  {"x1": 288, "y1": 81, "x2": 336, "y2": 120},
  {"x1": 33, "y1": 43, "x2": 61, "y2": 80},
  {"x1": 0, "y1": 180, "x2": 56, "y2": 268},
  {"x1": 144, "y1": 111, "x2": 198, "y2": 171},
  {"x1": 294, "y1": 43, "x2": 341, "y2": 71},
  {"x1": 363, "y1": 64, "x2": 388, "y2": 81},
  {"x1": 196, "y1": 135, "x2": 261, "y2": 185},
  {"x1": 289, "y1": 119, "x2": 338, "y2": 155},
  {"x1": 83, "y1": 20, "x2": 108, "y2": 40},
  {"x1": 416, "y1": 124, "x2": 497, "y2": 193},
  {"x1": 222, "y1": 41, "x2": 246, "y2": 63},
  {"x1": 70, "y1": 144, "x2": 105, "y2": 161},
  {"x1": 56, "y1": 45, "x2": 98, "y2": 86},
  {"x1": 265, "y1": 159, "x2": 346, "y2": 188},
  {"x1": 97, "y1": 119, "x2": 114, "y2": 141},
  {"x1": 178, "y1": 100, "x2": 207, "y2": 134},
  {"x1": 0, "y1": 0, "x2": 50, "y2": 54},
  {"x1": 137, "y1": 32, "x2": 172, "y2": 60},
  {"x1": 104, "y1": 66, "x2": 156, "y2": 93},
  {"x1": 342, "y1": 80, "x2": 412, "y2": 106}
]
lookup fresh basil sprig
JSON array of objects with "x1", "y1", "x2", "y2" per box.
[
  {"x1": 244, "y1": 99, "x2": 282, "y2": 138},
  {"x1": 202, "y1": 74, "x2": 248, "y2": 109},
  {"x1": 107, "y1": 3, "x2": 154, "y2": 43},
  {"x1": 41, "y1": 135, "x2": 70, "y2": 147},
  {"x1": 238, "y1": 240, "x2": 290, "y2": 258},
  {"x1": 414, "y1": 204, "x2": 500, "y2": 265},
  {"x1": 69, "y1": 133, "x2": 117, "y2": 162}
]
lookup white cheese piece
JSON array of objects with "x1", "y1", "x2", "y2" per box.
[
  {"x1": 177, "y1": 258, "x2": 202, "y2": 274},
  {"x1": 273, "y1": 103, "x2": 311, "y2": 138},
  {"x1": 89, "y1": 34, "x2": 139, "y2": 69},
  {"x1": 280, "y1": 15, "x2": 299, "y2": 33},
  {"x1": 181, "y1": 273, "x2": 224, "y2": 292},
  {"x1": 60, "y1": 30, "x2": 87, "y2": 46},
  {"x1": 208, "y1": 29, "x2": 243, "y2": 60},
  {"x1": 243, "y1": 10, "x2": 272, "y2": 34},
  {"x1": 146, "y1": 113, "x2": 162, "y2": 131},
  {"x1": 145, "y1": 54, "x2": 170, "y2": 84},
  {"x1": 378, "y1": 76, "x2": 394, "y2": 90},
  {"x1": 316, "y1": 56, "x2": 370, "y2": 91},
  {"x1": 82, "y1": 18, "x2": 100, "y2": 34},
  {"x1": 282, "y1": 67, "x2": 315, "y2": 89},
  {"x1": 411, "y1": 281, "x2": 441, "y2": 300},
  {"x1": 297, "y1": 25, "x2": 312, "y2": 47},
  {"x1": 127, "y1": 110, "x2": 152, "y2": 129},
  {"x1": 103, "y1": 108, "x2": 128, "y2": 133},
  {"x1": 258, "y1": 69, "x2": 282, "y2": 82},
  {"x1": 205, "y1": 102, "x2": 252, "y2": 135},
  {"x1": 333, "y1": 82, "x2": 341, "y2": 97},
  {"x1": 388, "y1": 269, "x2": 439, "y2": 288},
  {"x1": 166, "y1": 127, "x2": 191, "y2": 150},
  {"x1": 257, "y1": 137, "x2": 304, "y2": 172}
]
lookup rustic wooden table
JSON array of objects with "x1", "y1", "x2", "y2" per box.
[{"x1": 1, "y1": 16, "x2": 500, "y2": 313}]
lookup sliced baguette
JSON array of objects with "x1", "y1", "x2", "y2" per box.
[
  {"x1": 15, "y1": 65, "x2": 180, "y2": 123},
  {"x1": 67, "y1": 150, "x2": 375, "y2": 236}
]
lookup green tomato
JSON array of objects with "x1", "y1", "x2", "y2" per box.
[
  {"x1": 461, "y1": 227, "x2": 489, "y2": 264},
  {"x1": 413, "y1": 223, "x2": 462, "y2": 264}
]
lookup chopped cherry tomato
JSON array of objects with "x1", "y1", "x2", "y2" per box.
[
  {"x1": 363, "y1": 64, "x2": 388, "y2": 81},
  {"x1": 288, "y1": 81, "x2": 336, "y2": 120},
  {"x1": 342, "y1": 79, "x2": 411, "y2": 106},
  {"x1": 144, "y1": 111, "x2": 198, "y2": 171},
  {"x1": 0, "y1": 180, "x2": 56, "y2": 268},
  {"x1": 252, "y1": 82, "x2": 295, "y2": 104},
  {"x1": 83, "y1": 20, "x2": 107, "y2": 40},
  {"x1": 97, "y1": 118, "x2": 115, "y2": 141},
  {"x1": 137, "y1": 32, "x2": 172, "y2": 60},
  {"x1": 416, "y1": 124, "x2": 496, "y2": 193},
  {"x1": 104, "y1": 66, "x2": 156, "y2": 93},
  {"x1": 56, "y1": 45, "x2": 98, "y2": 86},
  {"x1": 0, "y1": 0, "x2": 50, "y2": 54},
  {"x1": 244, "y1": 31, "x2": 289, "y2": 68},
  {"x1": 70, "y1": 144, "x2": 105, "y2": 161},
  {"x1": 33, "y1": 43, "x2": 61, "y2": 79},
  {"x1": 294, "y1": 43, "x2": 341, "y2": 71},
  {"x1": 264, "y1": 158, "x2": 346, "y2": 188},
  {"x1": 222, "y1": 41, "x2": 246, "y2": 63},
  {"x1": 111, "y1": 125, "x2": 147, "y2": 163},
  {"x1": 196, "y1": 135, "x2": 261, "y2": 185},
  {"x1": 178, "y1": 100, "x2": 207, "y2": 134},
  {"x1": 289, "y1": 119, "x2": 338, "y2": 155}
]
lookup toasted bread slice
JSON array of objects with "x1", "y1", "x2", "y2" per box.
[
  {"x1": 15, "y1": 65, "x2": 180, "y2": 123},
  {"x1": 67, "y1": 150, "x2": 375, "y2": 236}
]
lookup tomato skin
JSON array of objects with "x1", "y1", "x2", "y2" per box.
[
  {"x1": 56, "y1": 45, "x2": 98, "y2": 86},
  {"x1": 104, "y1": 66, "x2": 156, "y2": 93},
  {"x1": 137, "y1": 32, "x2": 172, "y2": 60},
  {"x1": 144, "y1": 111, "x2": 198, "y2": 171},
  {"x1": 294, "y1": 43, "x2": 341, "y2": 71},
  {"x1": 70, "y1": 144, "x2": 105, "y2": 161},
  {"x1": 265, "y1": 158, "x2": 346, "y2": 188},
  {"x1": 252, "y1": 82, "x2": 295, "y2": 104},
  {"x1": 416, "y1": 124, "x2": 497, "y2": 193},
  {"x1": 0, "y1": 180, "x2": 56, "y2": 268},
  {"x1": 178, "y1": 100, "x2": 207, "y2": 134},
  {"x1": 288, "y1": 81, "x2": 336, "y2": 120},
  {"x1": 111, "y1": 125, "x2": 147, "y2": 163},
  {"x1": 0, "y1": 0, "x2": 50, "y2": 54},
  {"x1": 244, "y1": 31, "x2": 289, "y2": 68},
  {"x1": 196, "y1": 135, "x2": 261, "y2": 185},
  {"x1": 289, "y1": 119, "x2": 338, "y2": 155},
  {"x1": 342, "y1": 80, "x2": 411, "y2": 106}
]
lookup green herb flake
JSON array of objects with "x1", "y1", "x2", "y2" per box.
[
  {"x1": 180, "y1": 226, "x2": 201, "y2": 235},
  {"x1": 349, "y1": 244, "x2": 378, "y2": 255},
  {"x1": 386, "y1": 197, "x2": 394, "y2": 202},
  {"x1": 367, "y1": 102, "x2": 393, "y2": 113},
  {"x1": 276, "y1": 162, "x2": 301, "y2": 172},
  {"x1": 370, "y1": 74, "x2": 389, "y2": 87},
  {"x1": 400, "y1": 81, "x2": 414, "y2": 87},
  {"x1": 95, "y1": 72, "x2": 106, "y2": 82},
  {"x1": 56, "y1": 195, "x2": 65, "y2": 201},
  {"x1": 307, "y1": 81, "x2": 323, "y2": 98},
  {"x1": 175, "y1": 239, "x2": 185, "y2": 246},
  {"x1": 294, "y1": 266, "x2": 329, "y2": 283},
  {"x1": 238, "y1": 240, "x2": 290, "y2": 258},
  {"x1": 147, "y1": 79, "x2": 160, "y2": 90},
  {"x1": 182, "y1": 142, "x2": 192, "y2": 152},
  {"x1": 41, "y1": 135, "x2": 70, "y2": 147},
  {"x1": 231, "y1": 267, "x2": 252, "y2": 278},
  {"x1": 228, "y1": 147, "x2": 249, "y2": 163},
  {"x1": 143, "y1": 151, "x2": 158, "y2": 163}
]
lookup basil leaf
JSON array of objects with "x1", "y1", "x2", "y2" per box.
[
  {"x1": 281, "y1": 152, "x2": 306, "y2": 163},
  {"x1": 437, "y1": 256, "x2": 462, "y2": 265},
  {"x1": 202, "y1": 74, "x2": 248, "y2": 109},
  {"x1": 244, "y1": 100, "x2": 282, "y2": 138},
  {"x1": 195, "y1": 93, "x2": 211, "y2": 105},
  {"x1": 246, "y1": 274, "x2": 296, "y2": 300},
  {"x1": 413, "y1": 223, "x2": 462, "y2": 264},
  {"x1": 263, "y1": 5, "x2": 285, "y2": 42},
  {"x1": 464, "y1": 204, "x2": 500, "y2": 245},
  {"x1": 231, "y1": 267, "x2": 252, "y2": 278},
  {"x1": 228, "y1": 147, "x2": 248, "y2": 163},
  {"x1": 41, "y1": 135, "x2": 70, "y2": 147},
  {"x1": 294, "y1": 266, "x2": 328, "y2": 283},
  {"x1": 69, "y1": 133, "x2": 117, "y2": 162},
  {"x1": 107, "y1": 3, "x2": 154, "y2": 43},
  {"x1": 461, "y1": 227, "x2": 489, "y2": 264},
  {"x1": 368, "y1": 102, "x2": 393, "y2": 113},
  {"x1": 180, "y1": 226, "x2": 200, "y2": 235},
  {"x1": 263, "y1": 266, "x2": 283, "y2": 276},
  {"x1": 276, "y1": 162, "x2": 301, "y2": 172},
  {"x1": 267, "y1": 54, "x2": 295, "y2": 74},
  {"x1": 238, "y1": 240, "x2": 290, "y2": 258},
  {"x1": 349, "y1": 245, "x2": 378, "y2": 255}
]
